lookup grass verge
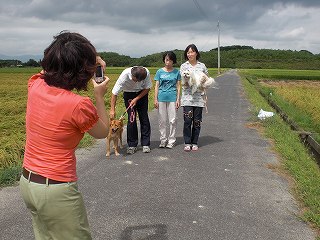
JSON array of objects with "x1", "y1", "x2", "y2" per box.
[{"x1": 240, "y1": 72, "x2": 320, "y2": 238}]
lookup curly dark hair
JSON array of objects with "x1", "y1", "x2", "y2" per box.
[
  {"x1": 184, "y1": 44, "x2": 200, "y2": 61},
  {"x1": 41, "y1": 31, "x2": 97, "y2": 91}
]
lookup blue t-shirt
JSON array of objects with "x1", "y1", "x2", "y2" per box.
[{"x1": 154, "y1": 68, "x2": 181, "y2": 102}]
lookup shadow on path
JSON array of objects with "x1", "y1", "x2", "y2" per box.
[{"x1": 120, "y1": 223, "x2": 168, "y2": 240}]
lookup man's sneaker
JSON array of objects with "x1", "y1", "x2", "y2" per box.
[
  {"x1": 127, "y1": 147, "x2": 137, "y2": 155},
  {"x1": 142, "y1": 146, "x2": 151, "y2": 153},
  {"x1": 159, "y1": 141, "x2": 166, "y2": 148},
  {"x1": 166, "y1": 142, "x2": 175, "y2": 149}
]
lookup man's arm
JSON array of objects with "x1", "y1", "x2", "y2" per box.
[{"x1": 130, "y1": 89, "x2": 150, "y2": 107}]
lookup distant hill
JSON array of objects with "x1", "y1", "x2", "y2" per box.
[
  {"x1": 99, "y1": 46, "x2": 320, "y2": 70},
  {"x1": 1, "y1": 46, "x2": 320, "y2": 69},
  {"x1": 0, "y1": 54, "x2": 43, "y2": 63}
]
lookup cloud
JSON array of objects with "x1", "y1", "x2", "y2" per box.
[
  {"x1": 0, "y1": 0, "x2": 320, "y2": 57},
  {"x1": 280, "y1": 27, "x2": 305, "y2": 39}
]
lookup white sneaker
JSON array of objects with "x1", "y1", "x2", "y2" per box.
[
  {"x1": 159, "y1": 141, "x2": 166, "y2": 148},
  {"x1": 166, "y1": 142, "x2": 175, "y2": 149},
  {"x1": 142, "y1": 146, "x2": 151, "y2": 153}
]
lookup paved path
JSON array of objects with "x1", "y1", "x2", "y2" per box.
[{"x1": 0, "y1": 70, "x2": 316, "y2": 239}]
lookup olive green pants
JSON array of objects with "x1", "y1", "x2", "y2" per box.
[{"x1": 20, "y1": 175, "x2": 92, "y2": 240}]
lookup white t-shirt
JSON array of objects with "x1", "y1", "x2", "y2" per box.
[{"x1": 112, "y1": 67, "x2": 152, "y2": 95}]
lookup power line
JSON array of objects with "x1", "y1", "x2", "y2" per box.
[
  {"x1": 191, "y1": 0, "x2": 213, "y2": 50},
  {"x1": 192, "y1": 0, "x2": 209, "y2": 19},
  {"x1": 192, "y1": 0, "x2": 221, "y2": 72}
]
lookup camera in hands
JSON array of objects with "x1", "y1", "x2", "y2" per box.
[{"x1": 94, "y1": 65, "x2": 104, "y2": 83}]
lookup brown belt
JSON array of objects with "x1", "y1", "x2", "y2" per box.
[{"x1": 22, "y1": 168, "x2": 66, "y2": 185}]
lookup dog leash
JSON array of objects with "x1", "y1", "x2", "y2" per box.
[
  {"x1": 119, "y1": 99, "x2": 135, "y2": 123},
  {"x1": 119, "y1": 105, "x2": 131, "y2": 120},
  {"x1": 203, "y1": 89, "x2": 209, "y2": 114}
]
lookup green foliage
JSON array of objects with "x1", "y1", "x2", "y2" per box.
[
  {"x1": 241, "y1": 69, "x2": 320, "y2": 80},
  {"x1": 98, "y1": 47, "x2": 320, "y2": 70},
  {"x1": 2, "y1": 46, "x2": 320, "y2": 70},
  {"x1": 99, "y1": 52, "x2": 132, "y2": 67},
  {"x1": 24, "y1": 59, "x2": 40, "y2": 67},
  {"x1": 241, "y1": 69, "x2": 320, "y2": 143},
  {"x1": 0, "y1": 59, "x2": 23, "y2": 67},
  {"x1": 263, "y1": 116, "x2": 320, "y2": 229},
  {"x1": 0, "y1": 59, "x2": 40, "y2": 67},
  {"x1": 212, "y1": 45, "x2": 254, "y2": 51},
  {"x1": 98, "y1": 50, "x2": 184, "y2": 68},
  {"x1": 206, "y1": 48, "x2": 320, "y2": 69},
  {"x1": 0, "y1": 165, "x2": 21, "y2": 187},
  {"x1": 0, "y1": 71, "x2": 30, "y2": 169}
]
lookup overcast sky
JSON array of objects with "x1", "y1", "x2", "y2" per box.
[{"x1": 1, "y1": 0, "x2": 319, "y2": 58}]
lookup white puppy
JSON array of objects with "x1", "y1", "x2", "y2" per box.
[{"x1": 181, "y1": 70, "x2": 216, "y2": 94}]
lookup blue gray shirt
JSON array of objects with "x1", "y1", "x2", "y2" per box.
[
  {"x1": 154, "y1": 68, "x2": 181, "y2": 102},
  {"x1": 180, "y1": 61, "x2": 208, "y2": 107}
]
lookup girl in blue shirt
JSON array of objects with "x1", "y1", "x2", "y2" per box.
[{"x1": 154, "y1": 51, "x2": 181, "y2": 148}]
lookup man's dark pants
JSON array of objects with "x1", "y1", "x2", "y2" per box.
[{"x1": 123, "y1": 91, "x2": 151, "y2": 147}]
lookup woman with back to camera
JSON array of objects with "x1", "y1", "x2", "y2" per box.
[
  {"x1": 19, "y1": 31, "x2": 109, "y2": 240},
  {"x1": 180, "y1": 44, "x2": 209, "y2": 152}
]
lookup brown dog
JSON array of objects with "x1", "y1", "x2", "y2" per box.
[{"x1": 106, "y1": 118, "x2": 124, "y2": 157}]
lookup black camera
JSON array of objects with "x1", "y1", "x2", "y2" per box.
[{"x1": 94, "y1": 65, "x2": 104, "y2": 83}]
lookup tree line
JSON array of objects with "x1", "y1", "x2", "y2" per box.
[
  {"x1": 1, "y1": 46, "x2": 319, "y2": 69},
  {"x1": 0, "y1": 59, "x2": 40, "y2": 68},
  {"x1": 100, "y1": 46, "x2": 320, "y2": 70}
]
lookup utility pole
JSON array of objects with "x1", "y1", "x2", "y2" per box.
[{"x1": 217, "y1": 20, "x2": 221, "y2": 74}]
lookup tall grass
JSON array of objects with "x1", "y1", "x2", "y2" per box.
[
  {"x1": 0, "y1": 71, "x2": 33, "y2": 169},
  {"x1": 243, "y1": 70, "x2": 320, "y2": 142},
  {"x1": 274, "y1": 84, "x2": 320, "y2": 123},
  {"x1": 0, "y1": 69, "x2": 39, "y2": 185}
]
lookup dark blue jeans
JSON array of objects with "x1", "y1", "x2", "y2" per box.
[
  {"x1": 183, "y1": 106, "x2": 203, "y2": 145},
  {"x1": 123, "y1": 91, "x2": 151, "y2": 147}
]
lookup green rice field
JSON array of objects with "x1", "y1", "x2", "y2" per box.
[{"x1": 241, "y1": 69, "x2": 320, "y2": 142}]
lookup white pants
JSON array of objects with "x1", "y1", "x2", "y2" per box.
[{"x1": 158, "y1": 102, "x2": 177, "y2": 144}]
